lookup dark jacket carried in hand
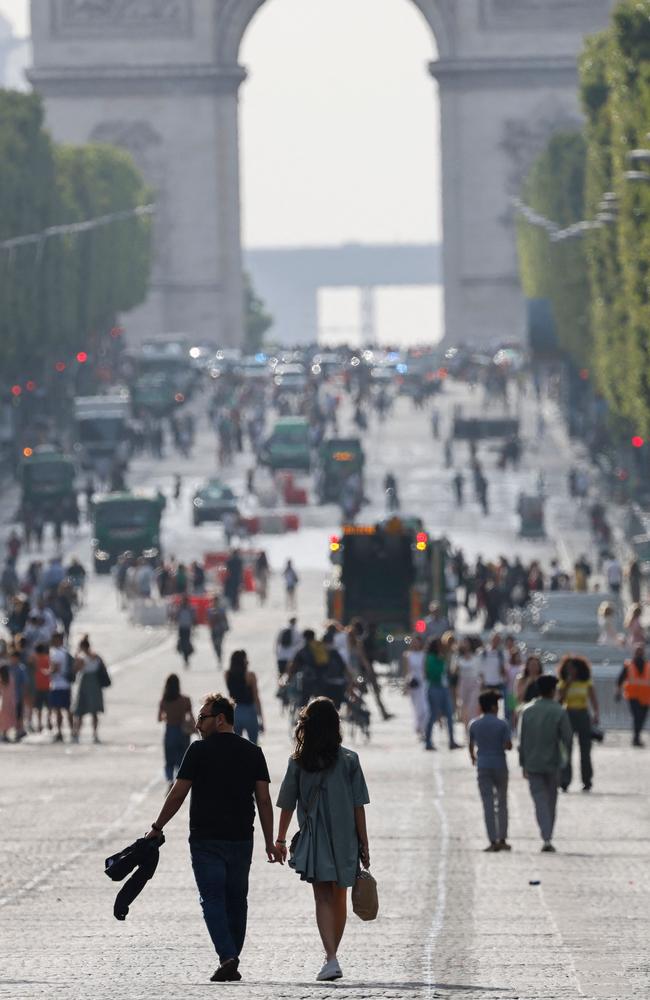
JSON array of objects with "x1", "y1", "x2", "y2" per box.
[{"x1": 104, "y1": 835, "x2": 164, "y2": 921}]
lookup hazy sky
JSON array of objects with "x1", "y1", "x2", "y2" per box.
[{"x1": 0, "y1": 0, "x2": 443, "y2": 341}]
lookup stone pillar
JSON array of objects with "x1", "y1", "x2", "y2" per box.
[{"x1": 432, "y1": 56, "x2": 583, "y2": 346}]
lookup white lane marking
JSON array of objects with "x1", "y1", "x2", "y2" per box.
[
  {"x1": 425, "y1": 758, "x2": 449, "y2": 997},
  {"x1": 0, "y1": 774, "x2": 162, "y2": 908}
]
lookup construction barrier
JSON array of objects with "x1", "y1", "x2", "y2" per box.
[
  {"x1": 168, "y1": 593, "x2": 214, "y2": 625},
  {"x1": 276, "y1": 470, "x2": 308, "y2": 506},
  {"x1": 203, "y1": 551, "x2": 261, "y2": 593}
]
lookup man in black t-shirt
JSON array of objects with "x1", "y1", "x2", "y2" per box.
[{"x1": 146, "y1": 693, "x2": 282, "y2": 983}]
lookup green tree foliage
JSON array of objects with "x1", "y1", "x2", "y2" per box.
[
  {"x1": 0, "y1": 90, "x2": 152, "y2": 383},
  {"x1": 517, "y1": 1, "x2": 650, "y2": 437},
  {"x1": 581, "y1": 2, "x2": 650, "y2": 435},
  {"x1": 516, "y1": 131, "x2": 591, "y2": 365},
  {"x1": 243, "y1": 271, "x2": 273, "y2": 354}
]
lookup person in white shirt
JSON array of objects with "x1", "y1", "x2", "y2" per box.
[
  {"x1": 49, "y1": 631, "x2": 74, "y2": 742},
  {"x1": 605, "y1": 556, "x2": 622, "y2": 595},
  {"x1": 480, "y1": 633, "x2": 506, "y2": 701}
]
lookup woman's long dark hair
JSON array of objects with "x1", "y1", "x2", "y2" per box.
[
  {"x1": 292, "y1": 697, "x2": 342, "y2": 772},
  {"x1": 227, "y1": 649, "x2": 248, "y2": 684},
  {"x1": 162, "y1": 673, "x2": 181, "y2": 702},
  {"x1": 558, "y1": 655, "x2": 591, "y2": 683}
]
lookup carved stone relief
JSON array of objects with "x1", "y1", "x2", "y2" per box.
[
  {"x1": 51, "y1": 0, "x2": 193, "y2": 37},
  {"x1": 480, "y1": 0, "x2": 611, "y2": 31}
]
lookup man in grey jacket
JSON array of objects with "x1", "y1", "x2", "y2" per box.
[{"x1": 519, "y1": 674, "x2": 572, "y2": 853}]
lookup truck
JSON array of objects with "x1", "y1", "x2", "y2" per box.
[
  {"x1": 326, "y1": 517, "x2": 445, "y2": 661},
  {"x1": 18, "y1": 446, "x2": 79, "y2": 529},
  {"x1": 260, "y1": 417, "x2": 311, "y2": 471},
  {"x1": 315, "y1": 437, "x2": 364, "y2": 504},
  {"x1": 91, "y1": 491, "x2": 164, "y2": 573},
  {"x1": 74, "y1": 393, "x2": 132, "y2": 473}
]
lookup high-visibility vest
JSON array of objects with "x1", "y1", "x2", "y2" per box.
[{"x1": 623, "y1": 660, "x2": 650, "y2": 706}]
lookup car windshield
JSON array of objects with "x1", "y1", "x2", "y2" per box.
[
  {"x1": 204, "y1": 484, "x2": 233, "y2": 499},
  {"x1": 95, "y1": 501, "x2": 154, "y2": 527}
]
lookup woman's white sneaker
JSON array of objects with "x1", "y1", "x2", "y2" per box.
[{"x1": 316, "y1": 958, "x2": 343, "y2": 981}]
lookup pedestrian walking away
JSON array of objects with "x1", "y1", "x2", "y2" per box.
[
  {"x1": 158, "y1": 673, "x2": 195, "y2": 790},
  {"x1": 145, "y1": 693, "x2": 282, "y2": 983},
  {"x1": 469, "y1": 690, "x2": 512, "y2": 851},
  {"x1": 275, "y1": 617, "x2": 301, "y2": 676},
  {"x1": 617, "y1": 644, "x2": 650, "y2": 746},
  {"x1": 424, "y1": 638, "x2": 460, "y2": 751},
  {"x1": 207, "y1": 596, "x2": 230, "y2": 668},
  {"x1": 175, "y1": 595, "x2": 196, "y2": 669},
  {"x1": 557, "y1": 655, "x2": 599, "y2": 792},
  {"x1": 275, "y1": 698, "x2": 371, "y2": 983},
  {"x1": 225, "y1": 650, "x2": 264, "y2": 745},
  {"x1": 283, "y1": 559, "x2": 299, "y2": 611},
  {"x1": 518, "y1": 674, "x2": 572, "y2": 852}
]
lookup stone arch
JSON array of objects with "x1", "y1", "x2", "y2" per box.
[{"x1": 216, "y1": 0, "x2": 452, "y2": 67}]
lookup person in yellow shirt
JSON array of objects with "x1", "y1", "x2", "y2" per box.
[{"x1": 557, "y1": 655, "x2": 599, "y2": 792}]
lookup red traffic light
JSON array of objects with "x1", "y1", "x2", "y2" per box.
[
  {"x1": 55, "y1": 361, "x2": 66, "y2": 373},
  {"x1": 415, "y1": 619, "x2": 426, "y2": 634},
  {"x1": 11, "y1": 385, "x2": 21, "y2": 397},
  {"x1": 632, "y1": 436, "x2": 644, "y2": 448},
  {"x1": 25, "y1": 380, "x2": 36, "y2": 392},
  {"x1": 76, "y1": 351, "x2": 88, "y2": 364}
]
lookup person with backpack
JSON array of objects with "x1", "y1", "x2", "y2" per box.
[
  {"x1": 275, "y1": 617, "x2": 300, "y2": 676},
  {"x1": 288, "y1": 630, "x2": 330, "y2": 707},
  {"x1": 49, "y1": 630, "x2": 75, "y2": 742}
]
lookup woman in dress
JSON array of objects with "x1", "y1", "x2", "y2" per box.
[
  {"x1": 401, "y1": 634, "x2": 428, "y2": 740},
  {"x1": 225, "y1": 649, "x2": 264, "y2": 745},
  {"x1": 72, "y1": 634, "x2": 105, "y2": 744},
  {"x1": 158, "y1": 673, "x2": 194, "y2": 790},
  {"x1": 455, "y1": 636, "x2": 481, "y2": 731},
  {"x1": 275, "y1": 697, "x2": 370, "y2": 983}
]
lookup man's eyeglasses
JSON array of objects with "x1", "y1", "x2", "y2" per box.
[{"x1": 197, "y1": 712, "x2": 215, "y2": 724}]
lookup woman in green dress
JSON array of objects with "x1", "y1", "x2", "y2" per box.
[{"x1": 275, "y1": 697, "x2": 370, "y2": 983}]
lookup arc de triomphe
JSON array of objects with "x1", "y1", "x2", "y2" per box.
[{"x1": 30, "y1": 1, "x2": 613, "y2": 347}]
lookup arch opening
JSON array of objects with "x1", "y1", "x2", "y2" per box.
[{"x1": 236, "y1": 0, "x2": 444, "y2": 347}]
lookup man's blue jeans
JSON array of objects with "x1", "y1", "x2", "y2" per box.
[
  {"x1": 190, "y1": 839, "x2": 254, "y2": 963},
  {"x1": 425, "y1": 684, "x2": 455, "y2": 748}
]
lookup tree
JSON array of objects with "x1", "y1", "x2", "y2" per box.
[
  {"x1": 243, "y1": 271, "x2": 273, "y2": 354},
  {"x1": 0, "y1": 89, "x2": 152, "y2": 383}
]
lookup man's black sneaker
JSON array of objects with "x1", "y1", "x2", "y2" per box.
[{"x1": 210, "y1": 958, "x2": 240, "y2": 983}]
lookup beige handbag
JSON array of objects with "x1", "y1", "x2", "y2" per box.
[{"x1": 351, "y1": 868, "x2": 379, "y2": 921}]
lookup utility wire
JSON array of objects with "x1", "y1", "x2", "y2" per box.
[
  {"x1": 0, "y1": 203, "x2": 155, "y2": 253},
  {"x1": 512, "y1": 197, "x2": 603, "y2": 242}
]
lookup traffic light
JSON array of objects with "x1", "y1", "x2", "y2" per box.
[
  {"x1": 631, "y1": 435, "x2": 644, "y2": 448},
  {"x1": 10, "y1": 385, "x2": 21, "y2": 397},
  {"x1": 55, "y1": 361, "x2": 66, "y2": 373},
  {"x1": 76, "y1": 351, "x2": 88, "y2": 364}
]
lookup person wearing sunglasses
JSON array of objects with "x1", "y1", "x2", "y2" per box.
[{"x1": 146, "y1": 692, "x2": 282, "y2": 983}]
